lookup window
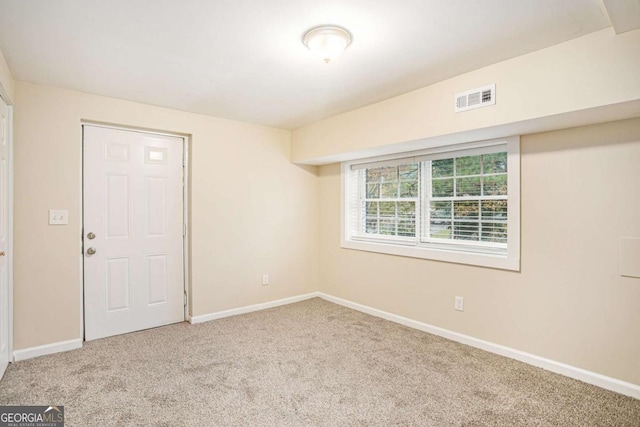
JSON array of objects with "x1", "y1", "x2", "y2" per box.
[{"x1": 342, "y1": 137, "x2": 520, "y2": 270}]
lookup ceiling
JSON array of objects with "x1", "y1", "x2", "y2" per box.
[{"x1": 0, "y1": 0, "x2": 612, "y2": 129}]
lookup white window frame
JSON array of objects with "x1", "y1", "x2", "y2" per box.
[{"x1": 341, "y1": 136, "x2": 520, "y2": 271}]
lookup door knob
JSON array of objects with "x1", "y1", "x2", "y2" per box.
[
  {"x1": 0, "y1": 251, "x2": 5, "y2": 256},
  {"x1": 86, "y1": 247, "x2": 96, "y2": 255},
  {"x1": 87, "y1": 232, "x2": 96, "y2": 240}
]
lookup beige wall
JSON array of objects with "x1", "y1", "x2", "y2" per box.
[
  {"x1": 13, "y1": 82, "x2": 318, "y2": 350},
  {"x1": 0, "y1": 47, "x2": 14, "y2": 104},
  {"x1": 318, "y1": 118, "x2": 640, "y2": 385},
  {"x1": 293, "y1": 28, "x2": 640, "y2": 165}
]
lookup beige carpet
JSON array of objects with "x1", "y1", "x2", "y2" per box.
[{"x1": 0, "y1": 298, "x2": 638, "y2": 426}]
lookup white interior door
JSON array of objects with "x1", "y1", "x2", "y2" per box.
[
  {"x1": 0, "y1": 97, "x2": 9, "y2": 376},
  {"x1": 83, "y1": 125, "x2": 185, "y2": 341}
]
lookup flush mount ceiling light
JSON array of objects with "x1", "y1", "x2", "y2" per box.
[{"x1": 302, "y1": 25, "x2": 352, "y2": 63}]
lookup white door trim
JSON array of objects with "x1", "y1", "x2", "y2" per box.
[
  {"x1": 0, "y1": 97, "x2": 14, "y2": 369},
  {"x1": 80, "y1": 122, "x2": 190, "y2": 341},
  {"x1": 182, "y1": 137, "x2": 191, "y2": 320},
  {"x1": 7, "y1": 103, "x2": 13, "y2": 366}
]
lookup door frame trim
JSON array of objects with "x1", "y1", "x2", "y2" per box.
[
  {"x1": 182, "y1": 135, "x2": 191, "y2": 321},
  {"x1": 80, "y1": 122, "x2": 191, "y2": 341},
  {"x1": 2, "y1": 98, "x2": 14, "y2": 368},
  {"x1": 7, "y1": 104, "x2": 13, "y2": 365}
]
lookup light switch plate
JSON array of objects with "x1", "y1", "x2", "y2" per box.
[{"x1": 49, "y1": 209, "x2": 68, "y2": 225}]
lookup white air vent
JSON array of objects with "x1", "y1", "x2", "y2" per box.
[{"x1": 455, "y1": 84, "x2": 496, "y2": 112}]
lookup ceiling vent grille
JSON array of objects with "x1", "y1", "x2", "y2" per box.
[{"x1": 455, "y1": 84, "x2": 495, "y2": 112}]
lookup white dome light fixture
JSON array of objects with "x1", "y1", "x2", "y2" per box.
[{"x1": 302, "y1": 25, "x2": 352, "y2": 63}]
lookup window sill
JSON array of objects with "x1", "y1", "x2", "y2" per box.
[{"x1": 341, "y1": 238, "x2": 520, "y2": 271}]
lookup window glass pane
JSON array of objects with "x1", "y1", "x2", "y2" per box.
[
  {"x1": 379, "y1": 218, "x2": 396, "y2": 235},
  {"x1": 456, "y1": 176, "x2": 481, "y2": 196},
  {"x1": 432, "y1": 178, "x2": 454, "y2": 197},
  {"x1": 379, "y1": 201, "x2": 395, "y2": 216},
  {"x1": 432, "y1": 159, "x2": 453, "y2": 177},
  {"x1": 398, "y1": 220, "x2": 415, "y2": 237},
  {"x1": 399, "y1": 181, "x2": 418, "y2": 197},
  {"x1": 483, "y1": 175, "x2": 507, "y2": 196},
  {"x1": 456, "y1": 155, "x2": 481, "y2": 176},
  {"x1": 399, "y1": 202, "x2": 416, "y2": 237},
  {"x1": 481, "y1": 222, "x2": 507, "y2": 243},
  {"x1": 483, "y1": 152, "x2": 507, "y2": 174},
  {"x1": 397, "y1": 201, "x2": 415, "y2": 217},
  {"x1": 453, "y1": 221, "x2": 480, "y2": 240},
  {"x1": 454, "y1": 201, "x2": 479, "y2": 220},
  {"x1": 430, "y1": 221, "x2": 452, "y2": 239},
  {"x1": 381, "y1": 166, "x2": 398, "y2": 182},
  {"x1": 481, "y1": 200, "x2": 507, "y2": 220},
  {"x1": 430, "y1": 201, "x2": 451, "y2": 219},
  {"x1": 366, "y1": 167, "x2": 382, "y2": 183},
  {"x1": 366, "y1": 183, "x2": 380, "y2": 199},
  {"x1": 365, "y1": 218, "x2": 378, "y2": 234},
  {"x1": 399, "y1": 164, "x2": 419, "y2": 181},
  {"x1": 381, "y1": 182, "x2": 398, "y2": 198},
  {"x1": 366, "y1": 201, "x2": 378, "y2": 216},
  {"x1": 364, "y1": 202, "x2": 378, "y2": 234}
]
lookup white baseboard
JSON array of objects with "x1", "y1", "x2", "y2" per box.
[
  {"x1": 13, "y1": 338, "x2": 83, "y2": 362},
  {"x1": 189, "y1": 292, "x2": 320, "y2": 325},
  {"x1": 317, "y1": 292, "x2": 640, "y2": 400}
]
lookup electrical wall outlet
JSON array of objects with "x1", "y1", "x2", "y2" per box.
[
  {"x1": 262, "y1": 274, "x2": 269, "y2": 286},
  {"x1": 454, "y1": 296, "x2": 464, "y2": 311}
]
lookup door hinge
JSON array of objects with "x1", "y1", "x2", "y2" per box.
[
  {"x1": 183, "y1": 223, "x2": 187, "y2": 237},
  {"x1": 184, "y1": 291, "x2": 188, "y2": 307}
]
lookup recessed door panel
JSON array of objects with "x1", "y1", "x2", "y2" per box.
[
  {"x1": 105, "y1": 143, "x2": 130, "y2": 162},
  {"x1": 146, "y1": 177, "x2": 167, "y2": 237},
  {"x1": 105, "y1": 175, "x2": 129, "y2": 239},
  {"x1": 145, "y1": 146, "x2": 168, "y2": 165},
  {"x1": 147, "y1": 255, "x2": 167, "y2": 305},
  {"x1": 106, "y1": 258, "x2": 130, "y2": 312}
]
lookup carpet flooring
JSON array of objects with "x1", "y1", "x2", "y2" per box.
[{"x1": 0, "y1": 298, "x2": 638, "y2": 426}]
